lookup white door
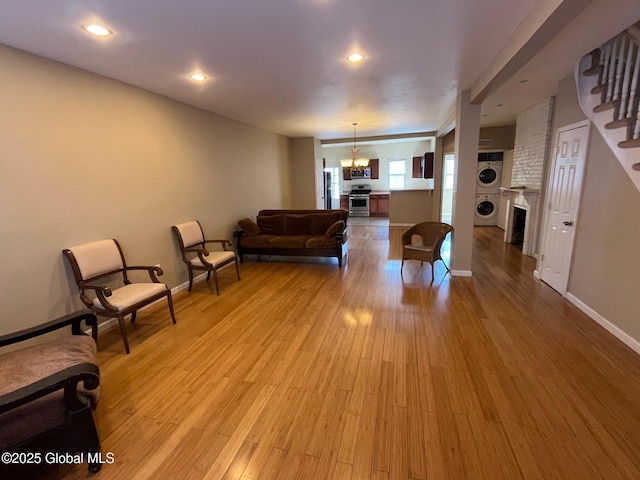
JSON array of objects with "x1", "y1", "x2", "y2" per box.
[
  {"x1": 540, "y1": 122, "x2": 589, "y2": 293},
  {"x1": 314, "y1": 158, "x2": 325, "y2": 209}
]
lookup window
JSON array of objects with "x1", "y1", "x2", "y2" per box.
[{"x1": 388, "y1": 159, "x2": 406, "y2": 189}]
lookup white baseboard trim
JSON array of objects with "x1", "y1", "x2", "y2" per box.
[
  {"x1": 451, "y1": 270, "x2": 472, "y2": 277},
  {"x1": 533, "y1": 269, "x2": 540, "y2": 279},
  {"x1": 94, "y1": 273, "x2": 208, "y2": 334},
  {"x1": 566, "y1": 292, "x2": 640, "y2": 356}
]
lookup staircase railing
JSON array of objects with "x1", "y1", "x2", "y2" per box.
[
  {"x1": 576, "y1": 23, "x2": 640, "y2": 193},
  {"x1": 584, "y1": 31, "x2": 640, "y2": 147}
]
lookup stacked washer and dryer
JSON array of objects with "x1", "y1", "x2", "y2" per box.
[{"x1": 474, "y1": 152, "x2": 503, "y2": 226}]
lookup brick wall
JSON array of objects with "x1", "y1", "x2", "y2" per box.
[{"x1": 510, "y1": 97, "x2": 555, "y2": 256}]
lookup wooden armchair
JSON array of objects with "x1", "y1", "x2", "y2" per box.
[
  {"x1": 401, "y1": 222, "x2": 453, "y2": 278},
  {"x1": 172, "y1": 221, "x2": 240, "y2": 295},
  {"x1": 63, "y1": 239, "x2": 176, "y2": 354},
  {"x1": 0, "y1": 311, "x2": 101, "y2": 474}
]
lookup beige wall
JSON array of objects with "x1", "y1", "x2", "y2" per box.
[
  {"x1": 548, "y1": 75, "x2": 640, "y2": 343},
  {"x1": 289, "y1": 137, "x2": 320, "y2": 208},
  {"x1": 0, "y1": 45, "x2": 292, "y2": 334}
]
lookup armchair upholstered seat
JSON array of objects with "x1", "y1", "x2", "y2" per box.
[
  {"x1": 172, "y1": 221, "x2": 240, "y2": 295},
  {"x1": 63, "y1": 239, "x2": 176, "y2": 354},
  {"x1": 0, "y1": 311, "x2": 101, "y2": 474},
  {"x1": 401, "y1": 222, "x2": 453, "y2": 278}
]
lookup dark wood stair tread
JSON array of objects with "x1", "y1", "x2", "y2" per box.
[
  {"x1": 591, "y1": 84, "x2": 606, "y2": 94},
  {"x1": 618, "y1": 138, "x2": 640, "y2": 148},
  {"x1": 593, "y1": 100, "x2": 620, "y2": 113},
  {"x1": 606, "y1": 118, "x2": 635, "y2": 129},
  {"x1": 582, "y1": 65, "x2": 602, "y2": 77}
]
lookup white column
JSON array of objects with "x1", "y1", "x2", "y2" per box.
[{"x1": 450, "y1": 90, "x2": 481, "y2": 276}]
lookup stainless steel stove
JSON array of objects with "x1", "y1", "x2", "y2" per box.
[{"x1": 348, "y1": 184, "x2": 371, "y2": 217}]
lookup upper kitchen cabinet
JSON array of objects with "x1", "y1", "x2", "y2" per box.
[
  {"x1": 412, "y1": 153, "x2": 434, "y2": 179},
  {"x1": 369, "y1": 159, "x2": 379, "y2": 179},
  {"x1": 412, "y1": 156, "x2": 423, "y2": 178},
  {"x1": 423, "y1": 152, "x2": 434, "y2": 179}
]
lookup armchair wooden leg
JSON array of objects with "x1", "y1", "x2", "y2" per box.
[
  {"x1": 117, "y1": 316, "x2": 130, "y2": 354},
  {"x1": 166, "y1": 292, "x2": 177, "y2": 324},
  {"x1": 130, "y1": 311, "x2": 137, "y2": 323},
  {"x1": 235, "y1": 257, "x2": 241, "y2": 280},
  {"x1": 213, "y1": 269, "x2": 220, "y2": 295},
  {"x1": 206, "y1": 271, "x2": 212, "y2": 282},
  {"x1": 188, "y1": 268, "x2": 194, "y2": 292}
]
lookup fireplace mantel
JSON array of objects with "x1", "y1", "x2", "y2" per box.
[{"x1": 500, "y1": 187, "x2": 539, "y2": 256}]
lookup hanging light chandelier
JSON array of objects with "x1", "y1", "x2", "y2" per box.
[{"x1": 340, "y1": 123, "x2": 370, "y2": 170}]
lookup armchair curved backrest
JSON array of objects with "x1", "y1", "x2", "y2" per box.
[
  {"x1": 172, "y1": 221, "x2": 240, "y2": 295},
  {"x1": 401, "y1": 222, "x2": 453, "y2": 278},
  {"x1": 64, "y1": 239, "x2": 128, "y2": 285},
  {"x1": 63, "y1": 239, "x2": 176, "y2": 354}
]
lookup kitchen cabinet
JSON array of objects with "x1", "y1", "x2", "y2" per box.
[
  {"x1": 369, "y1": 158, "x2": 379, "y2": 179},
  {"x1": 369, "y1": 193, "x2": 389, "y2": 217},
  {"x1": 412, "y1": 156, "x2": 423, "y2": 178},
  {"x1": 423, "y1": 152, "x2": 434, "y2": 179},
  {"x1": 340, "y1": 194, "x2": 349, "y2": 210}
]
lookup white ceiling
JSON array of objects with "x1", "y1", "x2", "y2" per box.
[{"x1": 0, "y1": 0, "x2": 638, "y2": 140}]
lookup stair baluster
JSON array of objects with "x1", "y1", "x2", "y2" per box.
[
  {"x1": 606, "y1": 36, "x2": 619, "y2": 103},
  {"x1": 602, "y1": 40, "x2": 613, "y2": 95},
  {"x1": 628, "y1": 46, "x2": 640, "y2": 140},
  {"x1": 612, "y1": 36, "x2": 627, "y2": 119},
  {"x1": 620, "y1": 40, "x2": 636, "y2": 120}
]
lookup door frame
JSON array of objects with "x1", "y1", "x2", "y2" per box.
[
  {"x1": 536, "y1": 119, "x2": 591, "y2": 295},
  {"x1": 314, "y1": 158, "x2": 325, "y2": 209}
]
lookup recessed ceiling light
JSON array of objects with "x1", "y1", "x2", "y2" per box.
[
  {"x1": 189, "y1": 73, "x2": 207, "y2": 82},
  {"x1": 496, "y1": 103, "x2": 504, "y2": 107},
  {"x1": 519, "y1": 79, "x2": 529, "y2": 84},
  {"x1": 347, "y1": 53, "x2": 365, "y2": 63},
  {"x1": 84, "y1": 24, "x2": 112, "y2": 36}
]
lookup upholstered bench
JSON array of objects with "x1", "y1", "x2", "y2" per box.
[{"x1": 0, "y1": 311, "x2": 102, "y2": 474}]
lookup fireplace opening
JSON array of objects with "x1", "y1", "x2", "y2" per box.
[{"x1": 511, "y1": 207, "x2": 526, "y2": 249}]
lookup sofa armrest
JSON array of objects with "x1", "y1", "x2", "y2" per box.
[
  {"x1": 0, "y1": 363, "x2": 100, "y2": 414},
  {"x1": 0, "y1": 311, "x2": 98, "y2": 347}
]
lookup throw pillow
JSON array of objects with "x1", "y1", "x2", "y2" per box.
[
  {"x1": 284, "y1": 214, "x2": 314, "y2": 235},
  {"x1": 238, "y1": 218, "x2": 261, "y2": 236},
  {"x1": 325, "y1": 220, "x2": 345, "y2": 237},
  {"x1": 257, "y1": 214, "x2": 285, "y2": 235}
]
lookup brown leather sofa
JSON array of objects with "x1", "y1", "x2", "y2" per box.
[{"x1": 234, "y1": 209, "x2": 348, "y2": 267}]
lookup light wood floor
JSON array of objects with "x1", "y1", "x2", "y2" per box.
[{"x1": 51, "y1": 225, "x2": 640, "y2": 479}]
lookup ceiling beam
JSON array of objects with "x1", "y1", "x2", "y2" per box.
[{"x1": 470, "y1": 0, "x2": 594, "y2": 104}]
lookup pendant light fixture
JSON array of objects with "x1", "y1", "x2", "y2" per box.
[{"x1": 340, "y1": 123, "x2": 370, "y2": 170}]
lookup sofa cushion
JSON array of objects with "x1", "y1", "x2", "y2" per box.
[
  {"x1": 311, "y1": 212, "x2": 344, "y2": 235},
  {"x1": 325, "y1": 220, "x2": 345, "y2": 237},
  {"x1": 270, "y1": 235, "x2": 310, "y2": 249},
  {"x1": 306, "y1": 235, "x2": 338, "y2": 248},
  {"x1": 240, "y1": 235, "x2": 277, "y2": 248},
  {"x1": 283, "y1": 214, "x2": 314, "y2": 235},
  {"x1": 238, "y1": 218, "x2": 261, "y2": 236},
  {"x1": 257, "y1": 214, "x2": 285, "y2": 235}
]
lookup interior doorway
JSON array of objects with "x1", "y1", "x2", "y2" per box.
[{"x1": 441, "y1": 154, "x2": 455, "y2": 223}]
